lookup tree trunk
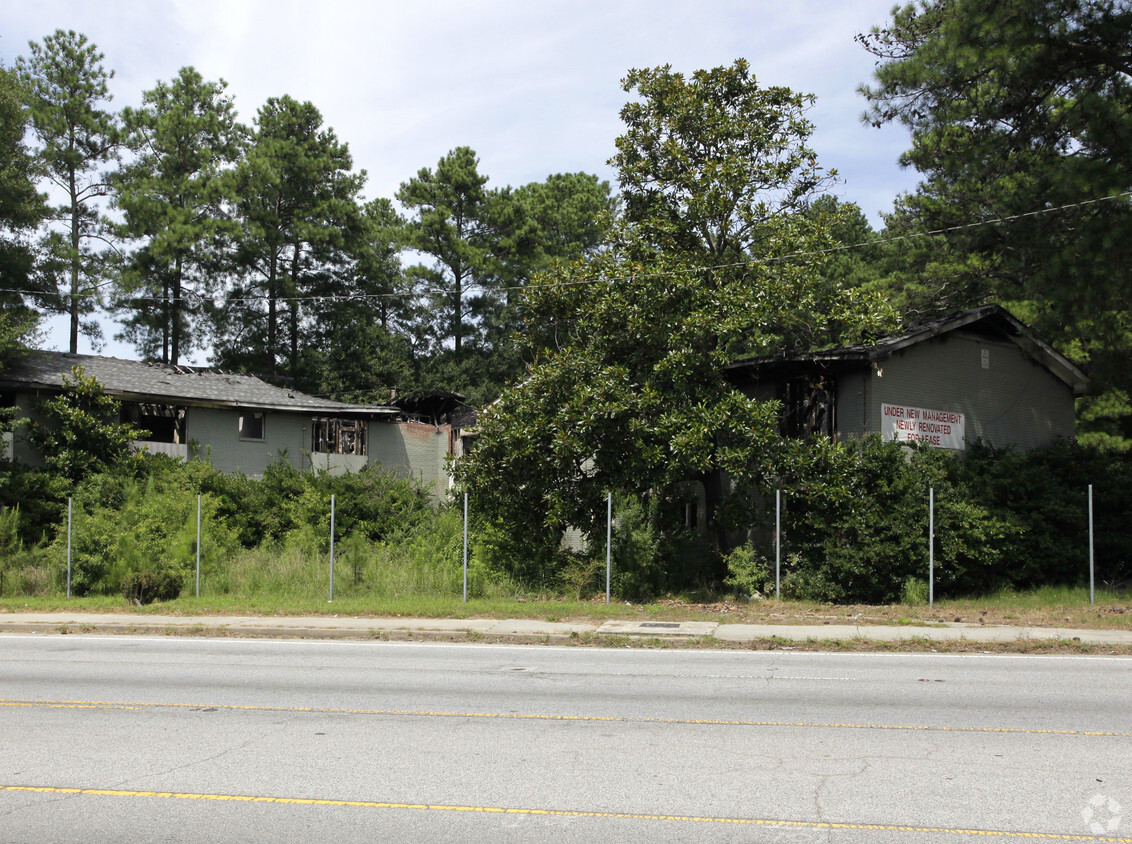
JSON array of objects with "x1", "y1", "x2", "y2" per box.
[
  {"x1": 68, "y1": 168, "x2": 80, "y2": 354},
  {"x1": 289, "y1": 243, "x2": 301, "y2": 375},
  {"x1": 171, "y1": 253, "x2": 183, "y2": 365},
  {"x1": 453, "y1": 266, "x2": 463, "y2": 356},
  {"x1": 162, "y1": 270, "x2": 170, "y2": 365},
  {"x1": 267, "y1": 248, "x2": 278, "y2": 375}
]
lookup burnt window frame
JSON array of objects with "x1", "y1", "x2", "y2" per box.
[
  {"x1": 311, "y1": 417, "x2": 367, "y2": 457},
  {"x1": 778, "y1": 374, "x2": 836, "y2": 439},
  {"x1": 121, "y1": 402, "x2": 186, "y2": 444}
]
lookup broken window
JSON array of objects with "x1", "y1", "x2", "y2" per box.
[
  {"x1": 121, "y1": 402, "x2": 186, "y2": 443},
  {"x1": 779, "y1": 375, "x2": 836, "y2": 438},
  {"x1": 311, "y1": 418, "x2": 367, "y2": 456},
  {"x1": 239, "y1": 411, "x2": 265, "y2": 440}
]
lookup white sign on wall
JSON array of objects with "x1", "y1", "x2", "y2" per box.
[{"x1": 882, "y1": 403, "x2": 966, "y2": 450}]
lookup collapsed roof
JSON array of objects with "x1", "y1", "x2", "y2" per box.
[{"x1": 0, "y1": 351, "x2": 400, "y2": 416}]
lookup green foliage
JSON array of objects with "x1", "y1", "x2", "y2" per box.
[
  {"x1": 49, "y1": 468, "x2": 240, "y2": 599},
  {"x1": 289, "y1": 463, "x2": 435, "y2": 549},
  {"x1": 901, "y1": 577, "x2": 929, "y2": 606},
  {"x1": 0, "y1": 64, "x2": 49, "y2": 346},
  {"x1": 556, "y1": 551, "x2": 606, "y2": 601},
  {"x1": 216, "y1": 505, "x2": 512, "y2": 602},
  {"x1": 468, "y1": 517, "x2": 557, "y2": 589},
  {"x1": 513, "y1": 172, "x2": 615, "y2": 263},
  {"x1": 610, "y1": 492, "x2": 664, "y2": 601},
  {"x1": 774, "y1": 437, "x2": 1017, "y2": 602},
  {"x1": 0, "y1": 505, "x2": 23, "y2": 595},
  {"x1": 213, "y1": 95, "x2": 369, "y2": 380},
  {"x1": 29, "y1": 366, "x2": 144, "y2": 484},
  {"x1": 396, "y1": 152, "x2": 614, "y2": 402},
  {"x1": 722, "y1": 544, "x2": 772, "y2": 598},
  {"x1": 174, "y1": 457, "x2": 435, "y2": 552},
  {"x1": 0, "y1": 505, "x2": 48, "y2": 597},
  {"x1": 113, "y1": 66, "x2": 246, "y2": 364},
  {"x1": 959, "y1": 440, "x2": 1132, "y2": 590},
  {"x1": 0, "y1": 463, "x2": 69, "y2": 545},
  {"x1": 460, "y1": 60, "x2": 897, "y2": 558},
  {"x1": 397, "y1": 146, "x2": 510, "y2": 361},
  {"x1": 292, "y1": 198, "x2": 415, "y2": 402},
  {"x1": 615, "y1": 60, "x2": 830, "y2": 266},
  {"x1": 727, "y1": 437, "x2": 1132, "y2": 603},
  {"x1": 366, "y1": 506, "x2": 467, "y2": 597}
]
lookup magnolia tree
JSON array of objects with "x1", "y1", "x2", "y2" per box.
[{"x1": 456, "y1": 60, "x2": 895, "y2": 565}]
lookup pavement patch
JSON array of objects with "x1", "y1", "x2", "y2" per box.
[{"x1": 596, "y1": 620, "x2": 718, "y2": 637}]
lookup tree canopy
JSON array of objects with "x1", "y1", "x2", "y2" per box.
[
  {"x1": 0, "y1": 64, "x2": 48, "y2": 364},
  {"x1": 214, "y1": 94, "x2": 366, "y2": 378},
  {"x1": 113, "y1": 67, "x2": 245, "y2": 365},
  {"x1": 458, "y1": 60, "x2": 895, "y2": 556}
]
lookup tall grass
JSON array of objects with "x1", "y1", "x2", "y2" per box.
[
  {"x1": 942, "y1": 585, "x2": 1102, "y2": 610},
  {"x1": 209, "y1": 508, "x2": 522, "y2": 603}
]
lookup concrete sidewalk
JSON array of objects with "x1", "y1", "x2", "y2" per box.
[{"x1": 2, "y1": 611, "x2": 1131, "y2": 647}]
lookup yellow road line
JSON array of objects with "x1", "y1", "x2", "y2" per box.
[
  {"x1": 0, "y1": 697, "x2": 1128, "y2": 738},
  {"x1": 2, "y1": 785, "x2": 1128, "y2": 841}
]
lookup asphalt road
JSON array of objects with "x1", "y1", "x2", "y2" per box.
[{"x1": 1, "y1": 635, "x2": 1129, "y2": 842}]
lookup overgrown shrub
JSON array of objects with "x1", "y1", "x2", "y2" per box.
[
  {"x1": 766, "y1": 437, "x2": 1017, "y2": 603},
  {"x1": 47, "y1": 467, "x2": 241, "y2": 599},
  {"x1": 610, "y1": 492, "x2": 664, "y2": 600},
  {"x1": 367, "y1": 506, "x2": 468, "y2": 597},
  {"x1": 735, "y1": 436, "x2": 1132, "y2": 603},
  {"x1": 0, "y1": 505, "x2": 46, "y2": 596},
  {"x1": 0, "y1": 464, "x2": 71, "y2": 545},
  {"x1": 960, "y1": 440, "x2": 1132, "y2": 590},
  {"x1": 722, "y1": 544, "x2": 771, "y2": 598},
  {"x1": 468, "y1": 515, "x2": 560, "y2": 589}
]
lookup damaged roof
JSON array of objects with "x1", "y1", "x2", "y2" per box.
[
  {"x1": 0, "y1": 351, "x2": 400, "y2": 416},
  {"x1": 726, "y1": 304, "x2": 1090, "y2": 395}
]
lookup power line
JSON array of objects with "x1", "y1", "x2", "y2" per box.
[{"x1": 5, "y1": 189, "x2": 1129, "y2": 307}]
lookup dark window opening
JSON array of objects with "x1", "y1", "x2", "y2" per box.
[
  {"x1": 779, "y1": 375, "x2": 836, "y2": 438},
  {"x1": 122, "y1": 402, "x2": 186, "y2": 443},
  {"x1": 239, "y1": 411, "x2": 265, "y2": 441},
  {"x1": 312, "y1": 418, "x2": 367, "y2": 456}
]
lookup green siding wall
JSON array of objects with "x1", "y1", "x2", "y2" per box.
[
  {"x1": 186, "y1": 406, "x2": 306, "y2": 476},
  {"x1": 841, "y1": 331, "x2": 1075, "y2": 450},
  {"x1": 367, "y1": 420, "x2": 451, "y2": 501}
]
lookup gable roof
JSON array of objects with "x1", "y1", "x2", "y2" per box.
[
  {"x1": 0, "y1": 351, "x2": 400, "y2": 416},
  {"x1": 726, "y1": 305, "x2": 1089, "y2": 395}
]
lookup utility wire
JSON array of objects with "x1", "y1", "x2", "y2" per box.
[{"x1": 5, "y1": 189, "x2": 1129, "y2": 307}]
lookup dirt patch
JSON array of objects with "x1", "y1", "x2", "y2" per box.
[{"x1": 635, "y1": 596, "x2": 1132, "y2": 631}]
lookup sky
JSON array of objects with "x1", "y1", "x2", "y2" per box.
[{"x1": 2, "y1": 0, "x2": 923, "y2": 361}]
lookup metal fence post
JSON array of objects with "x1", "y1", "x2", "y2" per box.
[
  {"x1": 775, "y1": 488, "x2": 781, "y2": 601},
  {"x1": 463, "y1": 492, "x2": 468, "y2": 603},
  {"x1": 66, "y1": 497, "x2": 72, "y2": 598},
  {"x1": 1088, "y1": 484, "x2": 1095, "y2": 605},
  {"x1": 329, "y1": 494, "x2": 336, "y2": 602},
  {"x1": 929, "y1": 487, "x2": 935, "y2": 608},
  {"x1": 195, "y1": 494, "x2": 201, "y2": 598},
  {"x1": 606, "y1": 492, "x2": 612, "y2": 605}
]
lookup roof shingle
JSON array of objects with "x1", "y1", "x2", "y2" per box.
[{"x1": 0, "y1": 352, "x2": 398, "y2": 415}]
